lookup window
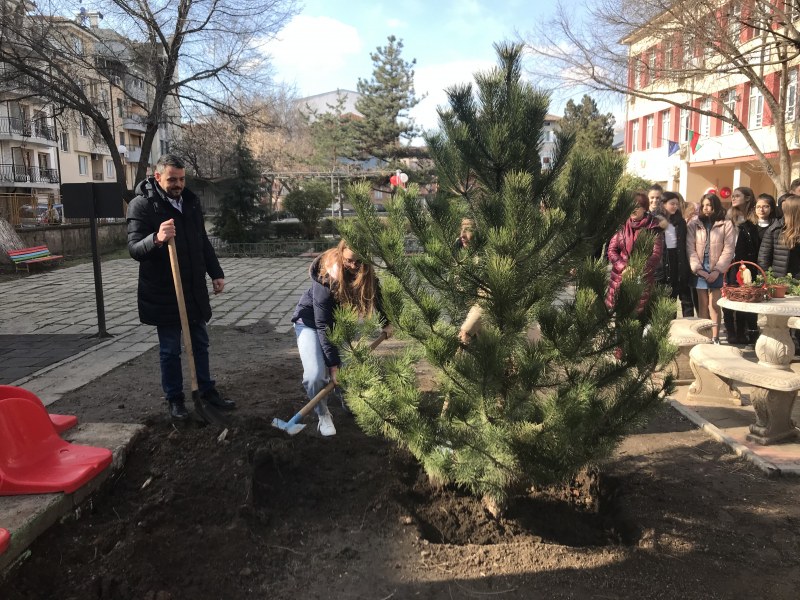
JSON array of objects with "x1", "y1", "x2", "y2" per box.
[
  {"x1": 680, "y1": 108, "x2": 691, "y2": 142},
  {"x1": 661, "y1": 110, "x2": 670, "y2": 146},
  {"x1": 60, "y1": 131, "x2": 69, "y2": 152},
  {"x1": 790, "y1": 1, "x2": 800, "y2": 24},
  {"x1": 723, "y1": 90, "x2": 736, "y2": 133},
  {"x1": 71, "y1": 35, "x2": 83, "y2": 55},
  {"x1": 664, "y1": 43, "x2": 673, "y2": 72},
  {"x1": 787, "y1": 70, "x2": 798, "y2": 122},
  {"x1": 683, "y1": 36, "x2": 695, "y2": 68},
  {"x1": 700, "y1": 97, "x2": 711, "y2": 137},
  {"x1": 749, "y1": 85, "x2": 764, "y2": 128},
  {"x1": 648, "y1": 47, "x2": 657, "y2": 79},
  {"x1": 645, "y1": 116, "x2": 653, "y2": 149},
  {"x1": 79, "y1": 117, "x2": 89, "y2": 137},
  {"x1": 728, "y1": 2, "x2": 741, "y2": 38},
  {"x1": 117, "y1": 98, "x2": 124, "y2": 118},
  {"x1": 631, "y1": 120, "x2": 639, "y2": 152},
  {"x1": 160, "y1": 139, "x2": 170, "y2": 155},
  {"x1": 105, "y1": 160, "x2": 114, "y2": 178},
  {"x1": 78, "y1": 155, "x2": 88, "y2": 176}
]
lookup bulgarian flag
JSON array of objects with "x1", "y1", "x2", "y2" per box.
[{"x1": 688, "y1": 129, "x2": 701, "y2": 153}]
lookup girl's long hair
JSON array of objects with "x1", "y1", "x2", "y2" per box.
[
  {"x1": 729, "y1": 186, "x2": 755, "y2": 224},
  {"x1": 780, "y1": 195, "x2": 800, "y2": 249},
  {"x1": 318, "y1": 240, "x2": 378, "y2": 315},
  {"x1": 662, "y1": 191, "x2": 684, "y2": 225},
  {"x1": 699, "y1": 193, "x2": 726, "y2": 224}
]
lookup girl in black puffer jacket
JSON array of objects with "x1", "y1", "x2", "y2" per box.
[
  {"x1": 724, "y1": 187, "x2": 761, "y2": 345},
  {"x1": 661, "y1": 192, "x2": 694, "y2": 317},
  {"x1": 759, "y1": 195, "x2": 800, "y2": 278}
]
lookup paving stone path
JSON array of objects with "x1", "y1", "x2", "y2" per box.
[{"x1": 0, "y1": 257, "x2": 312, "y2": 404}]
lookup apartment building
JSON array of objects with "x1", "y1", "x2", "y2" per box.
[
  {"x1": 57, "y1": 11, "x2": 179, "y2": 190},
  {"x1": 0, "y1": 4, "x2": 178, "y2": 223},
  {"x1": 623, "y1": 2, "x2": 800, "y2": 200}
]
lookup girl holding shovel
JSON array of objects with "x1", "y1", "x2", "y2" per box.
[{"x1": 290, "y1": 241, "x2": 391, "y2": 436}]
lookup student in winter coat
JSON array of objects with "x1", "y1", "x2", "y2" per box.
[
  {"x1": 291, "y1": 241, "x2": 391, "y2": 437},
  {"x1": 758, "y1": 195, "x2": 800, "y2": 278},
  {"x1": 606, "y1": 191, "x2": 665, "y2": 312},
  {"x1": 723, "y1": 187, "x2": 761, "y2": 344},
  {"x1": 687, "y1": 193, "x2": 736, "y2": 343},
  {"x1": 755, "y1": 194, "x2": 777, "y2": 244},
  {"x1": 127, "y1": 154, "x2": 235, "y2": 421},
  {"x1": 660, "y1": 192, "x2": 694, "y2": 317}
]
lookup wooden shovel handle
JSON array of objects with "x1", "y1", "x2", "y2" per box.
[
  {"x1": 295, "y1": 330, "x2": 389, "y2": 420},
  {"x1": 167, "y1": 238, "x2": 199, "y2": 394}
]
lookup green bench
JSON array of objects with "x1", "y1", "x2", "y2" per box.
[{"x1": 7, "y1": 246, "x2": 64, "y2": 272}]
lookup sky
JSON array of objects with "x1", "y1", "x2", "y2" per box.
[{"x1": 262, "y1": 0, "x2": 587, "y2": 134}]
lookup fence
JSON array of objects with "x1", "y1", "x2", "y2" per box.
[
  {"x1": 209, "y1": 238, "x2": 339, "y2": 258},
  {"x1": 210, "y1": 236, "x2": 423, "y2": 258}
]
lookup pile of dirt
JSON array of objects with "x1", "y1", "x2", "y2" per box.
[{"x1": 2, "y1": 323, "x2": 800, "y2": 599}]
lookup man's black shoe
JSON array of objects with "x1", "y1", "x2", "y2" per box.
[
  {"x1": 200, "y1": 388, "x2": 236, "y2": 410},
  {"x1": 168, "y1": 398, "x2": 189, "y2": 420}
]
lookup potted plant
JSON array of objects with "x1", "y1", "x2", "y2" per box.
[{"x1": 756, "y1": 268, "x2": 793, "y2": 298}]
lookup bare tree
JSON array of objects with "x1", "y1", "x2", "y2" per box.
[
  {"x1": 0, "y1": 0, "x2": 297, "y2": 191},
  {"x1": 529, "y1": 0, "x2": 800, "y2": 193}
]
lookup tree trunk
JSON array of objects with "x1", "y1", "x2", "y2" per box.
[{"x1": 0, "y1": 218, "x2": 25, "y2": 263}]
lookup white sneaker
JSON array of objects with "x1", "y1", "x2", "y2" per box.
[{"x1": 318, "y1": 412, "x2": 336, "y2": 437}]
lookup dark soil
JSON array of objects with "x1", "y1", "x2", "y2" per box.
[{"x1": 2, "y1": 322, "x2": 800, "y2": 599}]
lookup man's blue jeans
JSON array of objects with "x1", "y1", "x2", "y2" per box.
[
  {"x1": 157, "y1": 321, "x2": 214, "y2": 401},
  {"x1": 294, "y1": 322, "x2": 331, "y2": 416}
]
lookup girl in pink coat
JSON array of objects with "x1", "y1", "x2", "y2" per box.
[{"x1": 687, "y1": 193, "x2": 736, "y2": 343}]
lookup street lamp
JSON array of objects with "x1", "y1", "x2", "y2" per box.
[{"x1": 117, "y1": 144, "x2": 127, "y2": 190}]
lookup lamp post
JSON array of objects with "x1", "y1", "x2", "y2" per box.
[{"x1": 117, "y1": 143, "x2": 127, "y2": 190}]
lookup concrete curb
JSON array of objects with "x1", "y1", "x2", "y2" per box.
[{"x1": 667, "y1": 398, "x2": 782, "y2": 476}]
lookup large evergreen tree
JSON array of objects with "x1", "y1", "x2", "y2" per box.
[
  {"x1": 307, "y1": 92, "x2": 358, "y2": 168},
  {"x1": 334, "y1": 43, "x2": 675, "y2": 513},
  {"x1": 213, "y1": 136, "x2": 266, "y2": 243},
  {"x1": 354, "y1": 35, "x2": 422, "y2": 162},
  {"x1": 560, "y1": 95, "x2": 616, "y2": 152}
]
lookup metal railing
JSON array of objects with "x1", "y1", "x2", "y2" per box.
[
  {"x1": 210, "y1": 238, "x2": 338, "y2": 258},
  {"x1": 0, "y1": 193, "x2": 58, "y2": 227},
  {"x1": 0, "y1": 116, "x2": 57, "y2": 141},
  {"x1": 0, "y1": 163, "x2": 60, "y2": 184}
]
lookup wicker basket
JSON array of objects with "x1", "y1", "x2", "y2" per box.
[{"x1": 721, "y1": 260, "x2": 769, "y2": 302}]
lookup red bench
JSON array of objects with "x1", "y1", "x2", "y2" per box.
[
  {"x1": 0, "y1": 528, "x2": 9, "y2": 554},
  {"x1": 7, "y1": 245, "x2": 63, "y2": 272}
]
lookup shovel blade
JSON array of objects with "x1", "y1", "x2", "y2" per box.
[
  {"x1": 271, "y1": 417, "x2": 306, "y2": 436},
  {"x1": 192, "y1": 391, "x2": 229, "y2": 426}
]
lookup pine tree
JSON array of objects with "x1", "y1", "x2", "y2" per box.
[
  {"x1": 307, "y1": 92, "x2": 358, "y2": 169},
  {"x1": 334, "y1": 43, "x2": 676, "y2": 513},
  {"x1": 213, "y1": 136, "x2": 266, "y2": 243},
  {"x1": 560, "y1": 95, "x2": 616, "y2": 152},
  {"x1": 354, "y1": 35, "x2": 423, "y2": 162}
]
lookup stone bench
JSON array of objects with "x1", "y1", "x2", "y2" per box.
[
  {"x1": 667, "y1": 317, "x2": 713, "y2": 384},
  {"x1": 688, "y1": 344, "x2": 800, "y2": 445}
]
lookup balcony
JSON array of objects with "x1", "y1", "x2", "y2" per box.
[
  {"x1": 0, "y1": 116, "x2": 57, "y2": 143},
  {"x1": 125, "y1": 145, "x2": 142, "y2": 163},
  {"x1": 123, "y1": 114, "x2": 147, "y2": 132},
  {"x1": 0, "y1": 163, "x2": 60, "y2": 185}
]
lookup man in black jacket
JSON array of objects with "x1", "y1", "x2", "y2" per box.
[{"x1": 127, "y1": 154, "x2": 235, "y2": 420}]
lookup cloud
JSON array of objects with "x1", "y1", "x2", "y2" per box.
[
  {"x1": 386, "y1": 18, "x2": 406, "y2": 28},
  {"x1": 410, "y1": 59, "x2": 496, "y2": 133},
  {"x1": 259, "y1": 15, "x2": 362, "y2": 94}
]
